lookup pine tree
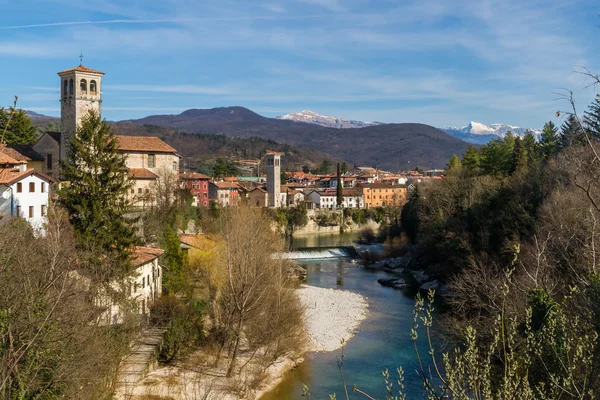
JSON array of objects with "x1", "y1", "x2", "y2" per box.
[
  {"x1": 510, "y1": 136, "x2": 528, "y2": 175},
  {"x1": 559, "y1": 115, "x2": 583, "y2": 149},
  {"x1": 336, "y1": 162, "x2": 343, "y2": 208},
  {"x1": 584, "y1": 94, "x2": 600, "y2": 141},
  {"x1": 447, "y1": 154, "x2": 461, "y2": 172},
  {"x1": 522, "y1": 130, "x2": 539, "y2": 164},
  {"x1": 58, "y1": 111, "x2": 137, "y2": 280},
  {"x1": 162, "y1": 225, "x2": 185, "y2": 295},
  {"x1": 540, "y1": 121, "x2": 559, "y2": 160},
  {"x1": 462, "y1": 145, "x2": 480, "y2": 170},
  {"x1": 0, "y1": 108, "x2": 38, "y2": 144}
]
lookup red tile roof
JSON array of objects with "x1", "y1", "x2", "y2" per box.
[
  {"x1": 0, "y1": 167, "x2": 54, "y2": 185},
  {"x1": 58, "y1": 65, "x2": 105, "y2": 75},
  {"x1": 127, "y1": 168, "x2": 158, "y2": 180},
  {"x1": 132, "y1": 246, "x2": 164, "y2": 267},
  {"x1": 0, "y1": 144, "x2": 44, "y2": 162},
  {"x1": 181, "y1": 172, "x2": 211, "y2": 180},
  {"x1": 213, "y1": 181, "x2": 239, "y2": 190},
  {"x1": 115, "y1": 135, "x2": 177, "y2": 153},
  {"x1": 0, "y1": 152, "x2": 22, "y2": 165}
]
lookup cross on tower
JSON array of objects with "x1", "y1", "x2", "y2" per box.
[{"x1": 79, "y1": 53, "x2": 84, "y2": 66}]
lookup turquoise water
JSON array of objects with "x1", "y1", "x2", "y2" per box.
[{"x1": 263, "y1": 234, "x2": 437, "y2": 399}]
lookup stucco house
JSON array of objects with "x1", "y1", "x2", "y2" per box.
[
  {"x1": 180, "y1": 172, "x2": 211, "y2": 207},
  {"x1": 209, "y1": 181, "x2": 240, "y2": 207},
  {"x1": 306, "y1": 189, "x2": 364, "y2": 209},
  {"x1": 358, "y1": 183, "x2": 406, "y2": 208},
  {"x1": 0, "y1": 153, "x2": 53, "y2": 231}
]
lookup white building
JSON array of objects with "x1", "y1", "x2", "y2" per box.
[
  {"x1": 306, "y1": 189, "x2": 364, "y2": 209},
  {"x1": 100, "y1": 247, "x2": 164, "y2": 325},
  {"x1": 0, "y1": 154, "x2": 53, "y2": 231}
]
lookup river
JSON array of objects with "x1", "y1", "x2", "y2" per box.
[{"x1": 261, "y1": 233, "x2": 436, "y2": 400}]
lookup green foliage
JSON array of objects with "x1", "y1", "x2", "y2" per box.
[
  {"x1": 270, "y1": 203, "x2": 308, "y2": 235},
  {"x1": 340, "y1": 162, "x2": 348, "y2": 174},
  {"x1": 400, "y1": 187, "x2": 421, "y2": 243},
  {"x1": 0, "y1": 108, "x2": 38, "y2": 144},
  {"x1": 559, "y1": 115, "x2": 583, "y2": 149},
  {"x1": 584, "y1": 94, "x2": 600, "y2": 141},
  {"x1": 58, "y1": 111, "x2": 137, "y2": 280},
  {"x1": 317, "y1": 159, "x2": 332, "y2": 174},
  {"x1": 162, "y1": 226, "x2": 186, "y2": 295},
  {"x1": 523, "y1": 130, "x2": 540, "y2": 164},
  {"x1": 302, "y1": 164, "x2": 310, "y2": 173},
  {"x1": 510, "y1": 136, "x2": 528, "y2": 175},
  {"x1": 462, "y1": 145, "x2": 481, "y2": 170},
  {"x1": 150, "y1": 296, "x2": 206, "y2": 363},
  {"x1": 540, "y1": 121, "x2": 559, "y2": 159},
  {"x1": 480, "y1": 133, "x2": 515, "y2": 176},
  {"x1": 212, "y1": 158, "x2": 239, "y2": 178},
  {"x1": 447, "y1": 154, "x2": 461, "y2": 171}
]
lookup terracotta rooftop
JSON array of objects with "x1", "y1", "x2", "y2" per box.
[
  {"x1": 132, "y1": 246, "x2": 164, "y2": 267},
  {"x1": 181, "y1": 172, "x2": 211, "y2": 180},
  {"x1": 115, "y1": 135, "x2": 177, "y2": 153},
  {"x1": 0, "y1": 151, "x2": 22, "y2": 165},
  {"x1": 0, "y1": 167, "x2": 54, "y2": 185},
  {"x1": 179, "y1": 234, "x2": 205, "y2": 249},
  {"x1": 265, "y1": 151, "x2": 284, "y2": 156},
  {"x1": 358, "y1": 183, "x2": 406, "y2": 189},
  {"x1": 58, "y1": 64, "x2": 105, "y2": 75},
  {"x1": 127, "y1": 168, "x2": 158, "y2": 180},
  {"x1": 0, "y1": 144, "x2": 44, "y2": 162},
  {"x1": 213, "y1": 181, "x2": 239, "y2": 190}
]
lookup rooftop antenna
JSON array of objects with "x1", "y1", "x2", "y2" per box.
[{"x1": 79, "y1": 53, "x2": 84, "y2": 66}]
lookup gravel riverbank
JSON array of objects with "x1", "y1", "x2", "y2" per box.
[{"x1": 297, "y1": 285, "x2": 369, "y2": 352}]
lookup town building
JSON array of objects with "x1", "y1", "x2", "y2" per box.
[
  {"x1": 306, "y1": 189, "x2": 364, "y2": 209},
  {"x1": 0, "y1": 154, "x2": 53, "y2": 231},
  {"x1": 0, "y1": 144, "x2": 44, "y2": 172},
  {"x1": 247, "y1": 186, "x2": 268, "y2": 207},
  {"x1": 209, "y1": 181, "x2": 240, "y2": 207},
  {"x1": 180, "y1": 172, "x2": 211, "y2": 207},
  {"x1": 358, "y1": 183, "x2": 406, "y2": 208}
]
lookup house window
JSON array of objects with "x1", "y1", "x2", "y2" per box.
[
  {"x1": 173, "y1": 161, "x2": 177, "y2": 171},
  {"x1": 145, "y1": 188, "x2": 149, "y2": 194},
  {"x1": 131, "y1": 188, "x2": 134, "y2": 194},
  {"x1": 147, "y1": 154, "x2": 155, "y2": 168},
  {"x1": 203, "y1": 193, "x2": 207, "y2": 198},
  {"x1": 29, "y1": 206, "x2": 33, "y2": 218},
  {"x1": 41, "y1": 182, "x2": 46, "y2": 193},
  {"x1": 138, "y1": 188, "x2": 142, "y2": 194},
  {"x1": 29, "y1": 182, "x2": 35, "y2": 192},
  {"x1": 203, "y1": 182, "x2": 207, "y2": 189},
  {"x1": 80, "y1": 79, "x2": 87, "y2": 94},
  {"x1": 90, "y1": 80, "x2": 97, "y2": 94},
  {"x1": 41, "y1": 205, "x2": 47, "y2": 216},
  {"x1": 46, "y1": 154, "x2": 52, "y2": 170},
  {"x1": 16, "y1": 183, "x2": 22, "y2": 193},
  {"x1": 16, "y1": 205, "x2": 21, "y2": 217}
]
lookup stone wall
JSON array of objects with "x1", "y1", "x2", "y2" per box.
[{"x1": 292, "y1": 209, "x2": 380, "y2": 236}]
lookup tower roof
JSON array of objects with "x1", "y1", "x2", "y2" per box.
[{"x1": 58, "y1": 65, "x2": 105, "y2": 76}]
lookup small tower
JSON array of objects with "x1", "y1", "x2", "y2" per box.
[
  {"x1": 265, "y1": 152, "x2": 283, "y2": 208},
  {"x1": 58, "y1": 62, "x2": 104, "y2": 162}
]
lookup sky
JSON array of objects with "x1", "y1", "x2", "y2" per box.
[{"x1": 1, "y1": 0, "x2": 599, "y2": 128}]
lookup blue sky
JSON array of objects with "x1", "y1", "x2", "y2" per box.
[{"x1": 1, "y1": 0, "x2": 599, "y2": 128}]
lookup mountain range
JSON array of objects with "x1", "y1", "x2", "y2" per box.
[
  {"x1": 27, "y1": 106, "x2": 473, "y2": 170},
  {"x1": 275, "y1": 110, "x2": 541, "y2": 145},
  {"x1": 276, "y1": 110, "x2": 382, "y2": 129}
]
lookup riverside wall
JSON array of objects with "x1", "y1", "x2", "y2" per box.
[{"x1": 292, "y1": 209, "x2": 380, "y2": 236}]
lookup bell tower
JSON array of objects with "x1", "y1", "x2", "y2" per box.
[
  {"x1": 58, "y1": 61, "x2": 104, "y2": 162},
  {"x1": 265, "y1": 152, "x2": 283, "y2": 208}
]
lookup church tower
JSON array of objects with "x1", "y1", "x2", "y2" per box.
[
  {"x1": 58, "y1": 62, "x2": 104, "y2": 162},
  {"x1": 265, "y1": 152, "x2": 283, "y2": 208}
]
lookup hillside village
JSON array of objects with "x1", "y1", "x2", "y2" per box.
[{"x1": 0, "y1": 63, "x2": 447, "y2": 326}]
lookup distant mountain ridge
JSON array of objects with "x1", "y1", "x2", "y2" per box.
[
  {"x1": 276, "y1": 110, "x2": 382, "y2": 129},
  {"x1": 26, "y1": 106, "x2": 472, "y2": 169},
  {"x1": 441, "y1": 121, "x2": 542, "y2": 144}
]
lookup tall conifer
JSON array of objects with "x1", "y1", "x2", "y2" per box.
[
  {"x1": 0, "y1": 108, "x2": 38, "y2": 144},
  {"x1": 540, "y1": 121, "x2": 559, "y2": 160},
  {"x1": 58, "y1": 111, "x2": 137, "y2": 280},
  {"x1": 584, "y1": 94, "x2": 600, "y2": 141}
]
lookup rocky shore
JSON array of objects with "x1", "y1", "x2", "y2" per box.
[{"x1": 297, "y1": 285, "x2": 369, "y2": 352}]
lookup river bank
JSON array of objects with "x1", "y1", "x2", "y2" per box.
[{"x1": 119, "y1": 284, "x2": 369, "y2": 400}]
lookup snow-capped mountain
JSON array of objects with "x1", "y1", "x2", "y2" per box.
[
  {"x1": 441, "y1": 121, "x2": 542, "y2": 144},
  {"x1": 276, "y1": 110, "x2": 382, "y2": 129}
]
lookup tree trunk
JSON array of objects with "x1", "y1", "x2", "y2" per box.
[{"x1": 226, "y1": 317, "x2": 243, "y2": 377}]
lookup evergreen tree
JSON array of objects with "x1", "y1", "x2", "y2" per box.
[
  {"x1": 320, "y1": 160, "x2": 331, "y2": 174},
  {"x1": 0, "y1": 108, "x2": 38, "y2": 144},
  {"x1": 302, "y1": 164, "x2": 310, "y2": 174},
  {"x1": 447, "y1": 154, "x2": 461, "y2": 171},
  {"x1": 523, "y1": 130, "x2": 539, "y2": 165},
  {"x1": 559, "y1": 115, "x2": 583, "y2": 149},
  {"x1": 510, "y1": 136, "x2": 528, "y2": 175},
  {"x1": 58, "y1": 111, "x2": 137, "y2": 280},
  {"x1": 401, "y1": 186, "x2": 421, "y2": 243},
  {"x1": 540, "y1": 121, "x2": 559, "y2": 160},
  {"x1": 462, "y1": 145, "x2": 480, "y2": 170},
  {"x1": 584, "y1": 94, "x2": 600, "y2": 141},
  {"x1": 340, "y1": 162, "x2": 348, "y2": 175},
  {"x1": 336, "y1": 162, "x2": 343, "y2": 208},
  {"x1": 481, "y1": 136, "x2": 513, "y2": 177},
  {"x1": 162, "y1": 225, "x2": 185, "y2": 295}
]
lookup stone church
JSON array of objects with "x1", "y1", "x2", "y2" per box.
[{"x1": 33, "y1": 63, "x2": 181, "y2": 207}]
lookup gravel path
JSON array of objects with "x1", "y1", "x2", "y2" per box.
[{"x1": 297, "y1": 285, "x2": 369, "y2": 352}]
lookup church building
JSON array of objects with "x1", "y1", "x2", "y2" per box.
[{"x1": 33, "y1": 62, "x2": 181, "y2": 207}]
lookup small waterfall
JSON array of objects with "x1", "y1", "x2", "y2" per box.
[{"x1": 278, "y1": 246, "x2": 357, "y2": 260}]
